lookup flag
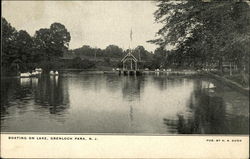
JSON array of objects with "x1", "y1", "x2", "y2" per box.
[{"x1": 130, "y1": 28, "x2": 133, "y2": 41}]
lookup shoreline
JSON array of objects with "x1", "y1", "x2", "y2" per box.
[
  {"x1": 1, "y1": 69, "x2": 249, "y2": 96},
  {"x1": 203, "y1": 72, "x2": 249, "y2": 96}
]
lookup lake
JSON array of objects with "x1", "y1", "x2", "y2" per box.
[{"x1": 1, "y1": 72, "x2": 249, "y2": 134}]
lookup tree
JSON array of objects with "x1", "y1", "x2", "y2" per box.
[
  {"x1": 75, "y1": 45, "x2": 92, "y2": 56},
  {"x1": 2, "y1": 18, "x2": 36, "y2": 74},
  {"x1": 2, "y1": 18, "x2": 72, "y2": 75},
  {"x1": 149, "y1": 1, "x2": 250, "y2": 73},
  {"x1": 2, "y1": 17, "x2": 18, "y2": 74},
  {"x1": 15, "y1": 30, "x2": 34, "y2": 71},
  {"x1": 34, "y1": 23, "x2": 71, "y2": 71},
  {"x1": 105, "y1": 45, "x2": 123, "y2": 57},
  {"x1": 133, "y1": 45, "x2": 150, "y2": 61},
  {"x1": 74, "y1": 45, "x2": 104, "y2": 59},
  {"x1": 72, "y1": 57, "x2": 83, "y2": 69}
]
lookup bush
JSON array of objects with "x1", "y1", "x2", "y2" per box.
[
  {"x1": 81, "y1": 59, "x2": 95, "y2": 69},
  {"x1": 104, "y1": 57, "x2": 111, "y2": 64}
]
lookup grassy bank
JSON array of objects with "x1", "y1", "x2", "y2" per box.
[
  {"x1": 210, "y1": 71, "x2": 249, "y2": 88},
  {"x1": 204, "y1": 71, "x2": 249, "y2": 96}
]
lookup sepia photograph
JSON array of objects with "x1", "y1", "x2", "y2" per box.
[{"x1": 1, "y1": 0, "x2": 249, "y2": 158}]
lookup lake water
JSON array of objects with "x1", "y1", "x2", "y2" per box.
[{"x1": 1, "y1": 72, "x2": 249, "y2": 134}]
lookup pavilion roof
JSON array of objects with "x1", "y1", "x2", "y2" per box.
[{"x1": 121, "y1": 53, "x2": 138, "y2": 62}]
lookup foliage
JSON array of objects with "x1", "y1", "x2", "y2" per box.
[
  {"x1": 15, "y1": 30, "x2": 34, "y2": 71},
  {"x1": 149, "y1": 0, "x2": 250, "y2": 72},
  {"x1": 2, "y1": 18, "x2": 36, "y2": 73},
  {"x1": 73, "y1": 44, "x2": 124, "y2": 58},
  {"x1": 34, "y1": 23, "x2": 71, "y2": 71},
  {"x1": 2, "y1": 17, "x2": 18, "y2": 72},
  {"x1": 132, "y1": 45, "x2": 152, "y2": 61},
  {"x1": 2, "y1": 17, "x2": 71, "y2": 75},
  {"x1": 70, "y1": 57, "x2": 95, "y2": 69},
  {"x1": 105, "y1": 45, "x2": 123, "y2": 57},
  {"x1": 67, "y1": 45, "x2": 154, "y2": 69}
]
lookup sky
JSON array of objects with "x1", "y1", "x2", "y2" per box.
[{"x1": 2, "y1": 1, "x2": 162, "y2": 52}]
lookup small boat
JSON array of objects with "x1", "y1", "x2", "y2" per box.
[
  {"x1": 50, "y1": 71, "x2": 59, "y2": 76},
  {"x1": 35, "y1": 68, "x2": 42, "y2": 73},
  {"x1": 20, "y1": 72, "x2": 31, "y2": 78},
  {"x1": 208, "y1": 83, "x2": 216, "y2": 89},
  {"x1": 204, "y1": 82, "x2": 216, "y2": 93},
  {"x1": 155, "y1": 69, "x2": 160, "y2": 72},
  {"x1": 30, "y1": 70, "x2": 40, "y2": 77}
]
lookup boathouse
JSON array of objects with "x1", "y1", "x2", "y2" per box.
[
  {"x1": 120, "y1": 51, "x2": 142, "y2": 75},
  {"x1": 121, "y1": 51, "x2": 138, "y2": 70}
]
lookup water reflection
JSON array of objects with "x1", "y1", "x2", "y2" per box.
[
  {"x1": 152, "y1": 75, "x2": 184, "y2": 91},
  {"x1": 122, "y1": 76, "x2": 144, "y2": 102},
  {"x1": 121, "y1": 76, "x2": 145, "y2": 129},
  {"x1": 1, "y1": 78, "x2": 20, "y2": 117},
  {"x1": 1, "y1": 73, "x2": 249, "y2": 134},
  {"x1": 1, "y1": 78, "x2": 35, "y2": 117},
  {"x1": 163, "y1": 81, "x2": 249, "y2": 134},
  {"x1": 1, "y1": 75, "x2": 69, "y2": 119},
  {"x1": 34, "y1": 75, "x2": 69, "y2": 114}
]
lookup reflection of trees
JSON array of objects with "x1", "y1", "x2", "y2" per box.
[
  {"x1": 122, "y1": 76, "x2": 144, "y2": 102},
  {"x1": 153, "y1": 76, "x2": 167, "y2": 90},
  {"x1": 16, "y1": 78, "x2": 35, "y2": 100},
  {"x1": 105, "y1": 75, "x2": 121, "y2": 93},
  {"x1": 164, "y1": 88, "x2": 249, "y2": 134},
  {"x1": 1, "y1": 78, "x2": 19, "y2": 106},
  {"x1": 1, "y1": 75, "x2": 69, "y2": 119},
  {"x1": 34, "y1": 75, "x2": 69, "y2": 114},
  {"x1": 2, "y1": 78, "x2": 35, "y2": 104},
  {"x1": 74, "y1": 74, "x2": 104, "y2": 91},
  {"x1": 121, "y1": 76, "x2": 145, "y2": 129},
  {"x1": 152, "y1": 75, "x2": 183, "y2": 90},
  {"x1": 1, "y1": 78, "x2": 37, "y2": 118},
  {"x1": 1, "y1": 78, "x2": 19, "y2": 117}
]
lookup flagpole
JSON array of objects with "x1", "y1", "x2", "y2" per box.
[{"x1": 130, "y1": 28, "x2": 133, "y2": 54}]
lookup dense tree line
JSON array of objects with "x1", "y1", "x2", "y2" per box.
[
  {"x1": 71, "y1": 45, "x2": 124, "y2": 58},
  {"x1": 68, "y1": 45, "x2": 153, "y2": 60},
  {"x1": 149, "y1": 0, "x2": 250, "y2": 74},
  {"x1": 2, "y1": 17, "x2": 71, "y2": 75},
  {"x1": 2, "y1": 17, "x2": 156, "y2": 73},
  {"x1": 65, "y1": 44, "x2": 154, "y2": 69}
]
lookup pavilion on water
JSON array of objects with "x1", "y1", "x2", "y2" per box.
[
  {"x1": 121, "y1": 51, "x2": 138, "y2": 71},
  {"x1": 119, "y1": 29, "x2": 142, "y2": 75}
]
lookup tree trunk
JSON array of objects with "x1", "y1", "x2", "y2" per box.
[
  {"x1": 241, "y1": 70, "x2": 248, "y2": 86},
  {"x1": 218, "y1": 58, "x2": 224, "y2": 74},
  {"x1": 229, "y1": 62, "x2": 232, "y2": 76}
]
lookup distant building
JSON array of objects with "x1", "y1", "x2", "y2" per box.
[{"x1": 121, "y1": 51, "x2": 138, "y2": 70}]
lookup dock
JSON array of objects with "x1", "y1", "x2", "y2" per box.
[{"x1": 119, "y1": 70, "x2": 143, "y2": 76}]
